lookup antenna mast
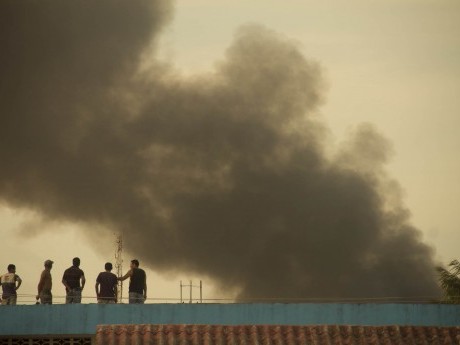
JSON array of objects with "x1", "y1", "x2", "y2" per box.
[{"x1": 115, "y1": 233, "x2": 123, "y2": 303}]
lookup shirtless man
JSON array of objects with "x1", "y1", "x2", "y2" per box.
[{"x1": 36, "y1": 260, "x2": 53, "y2": 304}]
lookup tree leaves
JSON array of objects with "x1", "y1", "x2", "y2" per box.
[{"x1": 436, "y1": 260, "x2": 460, "y2": 303}]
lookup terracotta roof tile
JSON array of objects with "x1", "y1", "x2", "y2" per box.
[{"x1": 95, "y1": 324, "x2": 460, "y2": 345}]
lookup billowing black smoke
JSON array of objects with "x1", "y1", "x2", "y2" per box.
[{"x1": 0, "y1": 1, "x2": 440, "y2": 299}]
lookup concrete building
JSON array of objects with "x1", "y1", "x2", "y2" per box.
[{"x1": 0, "y1": 303, "x2": 459, "y2": 344}]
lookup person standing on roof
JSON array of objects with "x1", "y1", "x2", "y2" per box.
[
  {"x1": 62, "y1": 257, "x2": 86, "y2": 304},
  {"x1": 118, "y1": 259, "x2": 147, "y2": 304},
  {"x1": 0, "y1": 264, "x2": 22, "y2": 305},
  {"x1": 95, "y1": 262, "x2": 118, "y2": 304},
  {"x1": 36, "y1": 259, "x2": 53, "y2": 304}
]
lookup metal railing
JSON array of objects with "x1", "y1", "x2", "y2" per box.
[{"x1": 4, "y1": 292, "x2": 453, "y2": 305}]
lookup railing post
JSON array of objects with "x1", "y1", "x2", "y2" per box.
[{"x1": 200, "y1": 280, "x2": 202, "y2": 303}]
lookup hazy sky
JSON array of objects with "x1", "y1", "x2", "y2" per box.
[{"x1": 1, "y1": 0, "x2": 459, "y2": 303}]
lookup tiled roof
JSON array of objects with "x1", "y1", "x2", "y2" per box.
[{"x1": 96, "y1": 324, "x2": 460, "y2": 344}]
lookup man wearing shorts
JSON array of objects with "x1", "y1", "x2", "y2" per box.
[
  {"x1": 62, "y1": 257, "x2": 85, "y2": 303},
  {"x1": 1, "y1": 264, "x2": 22, "y2": 305},
  {"x1": 95, "y1": 262, "x2": 118, "y2": 304},
  {"x1": 36, "y1": 260, "x2": 53, "y2": 304}
]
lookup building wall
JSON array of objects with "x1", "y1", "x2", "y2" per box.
[{"x1": 0, "y1": 303, "x2": 459, "y2": 336}]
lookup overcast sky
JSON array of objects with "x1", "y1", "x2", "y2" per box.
[{"x1": 1, "y1": 0, "x2": 459, "y2": 304}]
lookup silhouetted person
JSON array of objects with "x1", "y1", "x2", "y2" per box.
[
  {"x1": 1, "y1": 264, "x2": 22, "y2": 305},
  {"x1": 36, "y1": 260, "x2": 53, "y2": 304},
  {"x1": 118, "y1": 259, "x2": 146, "y2": 304},
  {"x1": 96, "y1": 262, "x2": 118, "y2": 304},
  {"x1": 62, "y1": 257, "x2": 85, "y2": 303}
]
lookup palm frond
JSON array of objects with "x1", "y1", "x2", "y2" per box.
[{"x1": 436, "y1": 260, "x2": 460, "y2": 303}]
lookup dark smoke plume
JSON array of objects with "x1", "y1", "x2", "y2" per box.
[{"x1": 0, "y1": 1, "x2": 440, "y2": 299}]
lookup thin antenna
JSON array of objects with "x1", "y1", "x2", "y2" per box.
[{"x1": 115, "y1": 233, "x2": 123, "y2": 303}]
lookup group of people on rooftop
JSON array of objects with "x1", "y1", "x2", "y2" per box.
[{"x1": 0, "y1": 257, "x2": 147, "y2": 305}]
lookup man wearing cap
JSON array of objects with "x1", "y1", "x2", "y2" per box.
[
  {"x1": 62, "y1": 257, "x2": 85, "y2": 304},
  {"x1": 37, "y1": 260, "x2": 53, "y2": 304},
  {"x1": 0, "y1": 264, "x2": 22, "y2": 305}
]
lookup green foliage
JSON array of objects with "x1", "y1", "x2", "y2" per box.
[{"x1": 436, "y1": 260, "x2": 460, "y2": 303}]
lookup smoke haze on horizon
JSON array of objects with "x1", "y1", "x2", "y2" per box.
[{"x1": 0, "y1": 0, "x2": 440, "y2": 299}]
